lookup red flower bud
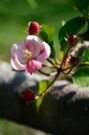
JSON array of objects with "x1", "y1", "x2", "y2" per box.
[
  {"x1": 28, "y1": 21, "x2": 40, "y2": 35},
  {"x1": 70, "y1": 56, "x2": 80, "y2": 66},
  {"x1": 22, "y1": 89, "x2": 35, "y2": 102},
  {"x1": 68, "y1": 35, "x2": 77, "y2": 46}
]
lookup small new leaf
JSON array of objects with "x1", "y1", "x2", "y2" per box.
[
  {"x1": 38, "y1": 80, "x2": 48, "y2": 95},
  {"x1": 36, "y1": 80, "x2": 49, "y2": 110},
  {"x1": 36, "y1": 96, "x2": 43, "y2": 111}
]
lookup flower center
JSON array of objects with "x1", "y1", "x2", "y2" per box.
[{"x1": 24, "y1": 49, "x2": 33, "y2": 61}]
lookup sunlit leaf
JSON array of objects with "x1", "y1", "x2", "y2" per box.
[
  {"x1": 36, "y1": 96, "x2": 43, "y2": 110},
  {"x1": 72, "y1": 67, "x2": 89, "y2": 87},
  {"x1": 38, "y1": 80, "x2": 48, "y2": 95},
  {"x1": 36, "y1": 80, "x2": 49, "y2": 110}
]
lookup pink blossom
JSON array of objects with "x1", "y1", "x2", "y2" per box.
[{"x1": 11, "y1": 35, "x2": 51, "y2": 73}]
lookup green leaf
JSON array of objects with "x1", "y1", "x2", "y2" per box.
[
  {"x1": 58, "y1": 17, "x2": 86, "y2": 51},
  {"x1": 72, "y1": 67, "x2": 89, "y2": 87},
  {"x1": 36, "y1": 96, "x2": 43, "y2": 111},
  {"x1": 39, "y1": 25, "x2": 55, "y2": 58},
  {"x1": 81, "y1": 48, "x2": 89, "y2": 62},
  {"x1": 36, "y1": 80, "x2": 49, "y2": 110},
  {"x1": 40, "y1": 25, "x2": 54, "y2": 42},
  {"x1": 38, "y1": 80, "x2": 48, "y2": 95},
  {"x1": 73, "y1": 0, "x2": 89, "y2": 17}
]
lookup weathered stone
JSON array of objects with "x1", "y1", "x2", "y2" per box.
[{"x1": 1, "y1": 61, "x2": 89, "y2": 135}]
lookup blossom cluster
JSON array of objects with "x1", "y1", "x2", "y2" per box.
[{"x1": 11, "y1": 22, "x2": 51, "y2": 73}]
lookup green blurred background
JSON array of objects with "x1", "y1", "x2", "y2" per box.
[
  {"x1": 0, "y1": 0, "x2": 79, "y2": 61},
  {"x1": 0, "y1": 0, "x2": 78, "y2": 135}
]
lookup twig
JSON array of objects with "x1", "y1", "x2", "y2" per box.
[
  {"x1": 38, "y1": 70, "x2": 57, "y2": 77},
  {"x1": 60, "y1": 47, "x2": 70, "y2": 69},
  {"x1": 38, "y1": 68, "x2": 62, "y2": 97},
  {"x1": 47, "y1": 58, "x2": 55, "y2": 66}
]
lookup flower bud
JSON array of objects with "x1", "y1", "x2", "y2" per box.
[
  {"x1": 70, "y1": 56, "x2": 80, "y2": 66},
  {"x1": 68, "y1": 35, "x2": 77, "y2": 46},
  {"x1": 28, "y1": 21, "x2": 40, "y2": 35},
  {"x1": 22, "y1": 89, "x2": 35, "y2": 102}
]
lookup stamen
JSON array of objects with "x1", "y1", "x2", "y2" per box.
[{"x1": 24, "y1": 49, "x2": 32, "y2": 61}]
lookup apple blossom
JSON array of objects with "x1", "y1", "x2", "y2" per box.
[{"x1": 11, "y1": 35, "x2": 51, "y2": 73}]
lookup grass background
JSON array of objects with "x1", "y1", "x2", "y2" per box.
[{"x1": 0, "y1": 0, "x2": 79, "y2": 135}]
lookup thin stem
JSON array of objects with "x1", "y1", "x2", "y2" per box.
[
  {"x1": 42, "y1": 64, "x2": 48, "y2": 67},
  {"x1": 38, "y1": 68, "x2": 62, "y2": 97},
  {"x1": 37, "y1": 46, "x2": 70, "y2": 98},
  {"x1": 63, "y1": 66, "x2": 71, "y2": 71},
  {"x1": 38, "y1": 70, "x2": 51, "y2": 76},
  {"x1": 63, "y1": 67, "x2": 73, "y2": 75},
  {"x1": 42, "y1": 64, "x2": 57, "y2": 70},
  {"x1": 47, "y1": 58, "x2": 55, "y2": 66},
  {"x1": 60, "y1": 47, "x2": 70, "y2": 69},
  {"x1": 38, "y1": 70, "x2": 57, "y2": 77},
  {"x1": 47, "y1": 58, "x2": 61, "y2": 69}
]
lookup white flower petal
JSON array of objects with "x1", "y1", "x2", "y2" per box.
[
  {"x1": 24, "y1": 35, "x2": 42, "y2": 57},
  {"x1": 11, "y1": 55, "x2": 25, "y2": 71},
  {"x1": 11, "y1": 43, "x2": 27, "y2": 63},
  {"x1": 37, "y1": 41, "x2": 51, "y2": 62}
]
